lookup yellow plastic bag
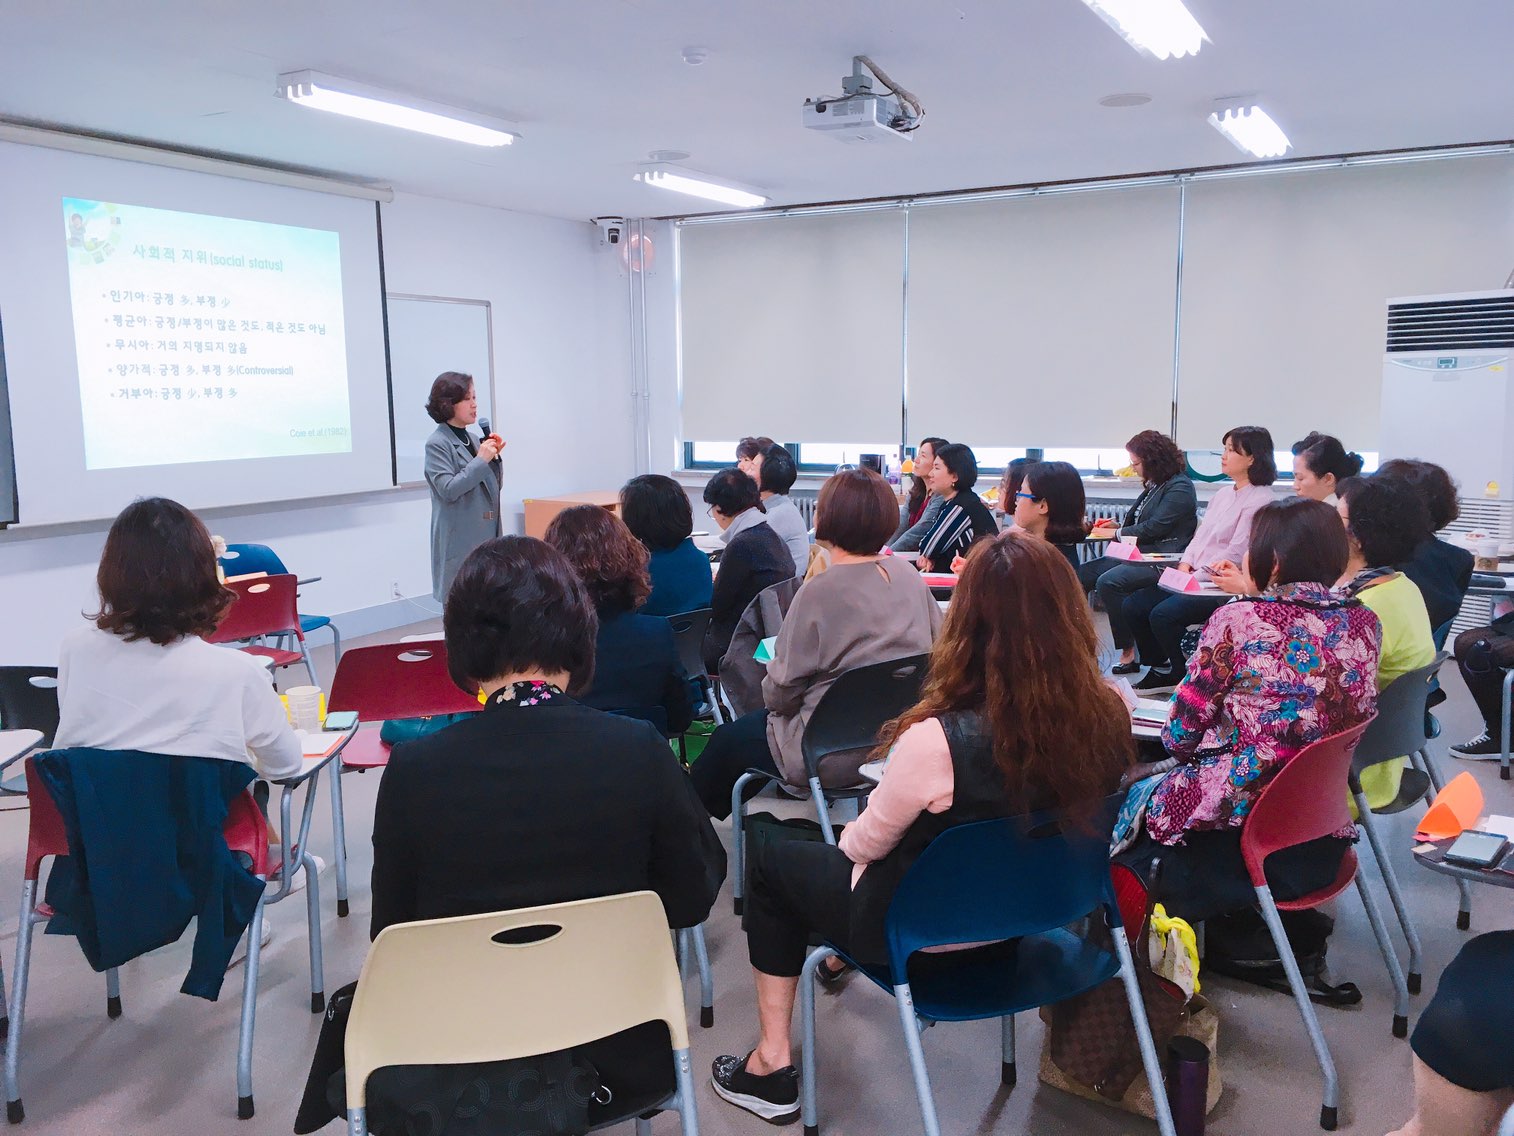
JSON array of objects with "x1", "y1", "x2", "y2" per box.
[{"x1": 1150, "y1": 903, "x2": 1200, "y2": 999}]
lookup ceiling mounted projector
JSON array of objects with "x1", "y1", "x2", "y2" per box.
[{"x1": 803, "y1": 55, "x2": 924, "y2": 144}]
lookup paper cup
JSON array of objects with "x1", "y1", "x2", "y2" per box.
[{"x1": 286, "y1": 685, "x2": 323, "y2": 732}]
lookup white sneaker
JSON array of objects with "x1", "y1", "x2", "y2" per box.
[
  {"x1": 227, "y1": 918, "x2": 273, "y2": 968},
  {"x1": 270, "y1": 852, "x2": 327, "y2": 894}
]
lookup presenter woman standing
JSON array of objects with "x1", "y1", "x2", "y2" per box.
[{"x1": 424, "y1": 371, "x2": 503, "y2": 602}]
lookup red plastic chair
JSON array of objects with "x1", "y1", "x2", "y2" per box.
[
  {"x1": 315, "y1": 643, "x2": 482, "y2": 918},
  {"x1": 206, "y1": 574, "x2": 319, "y2": 687},
  {"x1": 1239, "y1": 715, "x2": 1409, "y2": 1132},
  {"x1": 5, "y1": 756, "x2": 275, "y2": 1123}
]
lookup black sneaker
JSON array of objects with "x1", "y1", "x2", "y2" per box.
[
  {"x1": 1450, "y1": 732, "x2": 1503, "y2": 760},
  {"x1": 1132, "y1": 668, "x2": 1178, "y2": 695},
  {"x1": 711, "y1": 1053, "x2": 800, "y2": 1125}
]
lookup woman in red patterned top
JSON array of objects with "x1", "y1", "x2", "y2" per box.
[{"x1": 1115, "y1": 496, "x2": 1381, "y2": 920}]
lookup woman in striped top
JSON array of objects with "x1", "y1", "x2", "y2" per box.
[{"x1": 918, "y1": 443, "x2": 997, "y2": 572}]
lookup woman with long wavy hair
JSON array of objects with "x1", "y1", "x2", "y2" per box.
[{"x1": 709, "y1": 530, "x2": 1134, "y2": 1124}]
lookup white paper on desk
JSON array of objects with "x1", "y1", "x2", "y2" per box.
[
  {"x1": 1478, "y1": 814, "x2": 1514, "y2": 840},
  {"x1": 298, "y1": 730, "x2": 341, "y2": 757}
]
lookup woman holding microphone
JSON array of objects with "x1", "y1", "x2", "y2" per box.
[{"x1": 424, "y1": 371, "x2": 504, "y2": 602}]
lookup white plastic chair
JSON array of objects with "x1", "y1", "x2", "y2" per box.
[{"x1": 344, "y1": 891, "x2": 701, "y2": 1136}]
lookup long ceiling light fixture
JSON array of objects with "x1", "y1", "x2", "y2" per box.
[
  {"x1": 275, "y1": 71, "x2": 517, "y2": 147},
  {"x1": 1209, "y1": 104, "x2": 1292, "y2": 158},
  {"x1": 1077, "y1": 0, "x2": 1208, "y2": 60},
  {"x1": 633, "y1": 165, "x2": 768, "y2": 209}
]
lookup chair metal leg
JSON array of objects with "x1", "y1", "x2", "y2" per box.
[
  {"x1": 1256, "y1": 885, "x2": 1338, "y2": 1129},
  {"x1": 1414, "y1": 747, "x2": 1444, "y2": 797},
  {"x1": 237, "y1": 893, "x2": 266, "y2": 1119},
  {"x1": 1111, "y1": 923, "x2": 1177, "y2": 1136},
  {"x1": 799, "y1": 946, "x2": 835, "y2": 1136},
  {"x1": 105, "y1": 967, "x2": 122, "y2": 1018},
  {"x1": 328, "y1": 625, "x2": 342, "y2": 663},
  {"x1": 808, "y1": 778, "x2": 835, "y2": 845},
  {"x1": 1352, "y1": 872, "x2": 1411, "y2": 1036},
  {"x1": 634, "y1": 1117, "x2": 652, "y2": 1136},
  {"x1": 731, "y1": 771, "x2": 762, "y2": 916},
  {"x1": 328, "y1": 765, "x2": 350, "y2": 918},
  {"x1": 6, "y1": 880, "x2": 39, "y2": 1123},
  {"x1": 672, "y1": 1046, "x2": 700, "y2": 1136},
  {"x1": 892, "y1": 982, "x2": 943, "y2": 1136},
  {"x1": 302, "y1": 851, "x2": 325, "y2": 1013},
  {"x1": 690, "y1": 924, "x2": 714, "y2": 1028},
  {"x1": 1457, "y1": 878, "x2": 1474, "y2": 930},
  {"x1": 1501, "y1": 669, "x2": 1513, "y2": 781},
  {"x1": 1354, "y1": 795, "x2": 1423, "y2": 993},
  {"x1": 1000, "y1": 1015, "x2": 1016, "y2": 1087},
  {"x1": 300, "y1": 641, "x2": 320, "y2": 689},
  {"x1": 347, "y1": 1105, "x2": 369, "y2": 1136}
]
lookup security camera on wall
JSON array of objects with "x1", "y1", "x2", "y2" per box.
[{"x1": 593, "y1": 217, "x2": 625, "y2": 245}]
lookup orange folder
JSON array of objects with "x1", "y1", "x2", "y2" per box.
[{"x1": 1416, "y1": 772, "x2": 1484, "y2": 841}]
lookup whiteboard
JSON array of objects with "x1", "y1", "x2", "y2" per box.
[{"x1": 386, "y1": 294, "x2": 495, "y2": 485}]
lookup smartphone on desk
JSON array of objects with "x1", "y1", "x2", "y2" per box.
[
  {"x1": 1443, "y1": 830, "x2": 1510, "y2": 869},
  {"x1": 323, "y1": 710, "x2": 359, "y2": 732}
]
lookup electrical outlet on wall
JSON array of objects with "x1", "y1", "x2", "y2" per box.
[{"x1": 390, "y1": 581, "x2": 403, "y2": 600}]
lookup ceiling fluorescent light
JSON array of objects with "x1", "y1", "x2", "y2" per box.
[
  {"x1": 1208, "y1": 105, "x2": 1292, "y2": 158},
  {"x1": 1078, "y1": 0, "x2": 1208, "y2": 60},
  {"x1": 276, "y1": 70, "x2": 516, "y2": 147},
  {"x1": 634, "y1": 165, "x2": 767, "y2": 209}
]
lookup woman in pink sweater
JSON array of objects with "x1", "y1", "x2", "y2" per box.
[{"x1": 710, "y1": 531, "x2": 1134, "y2": 1124}]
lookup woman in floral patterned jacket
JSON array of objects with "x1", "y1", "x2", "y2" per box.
[{"x1": 1116, "y1": 496, "x2": 1381, "y2": 920}]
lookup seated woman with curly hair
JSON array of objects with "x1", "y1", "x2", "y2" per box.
[{"x1": 545, "y1": 504, "x2": 693, "y2": 737}]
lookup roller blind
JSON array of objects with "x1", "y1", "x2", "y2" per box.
[
  {"x1": 1177, "y1": 156, "x2": 1514, "y2": 451},
  {"x1": 679, "y1": 209, "x2": 904, "y2": 443},
  {"x1": 906, "y1": 185, "x2": 1181, "y2": 449}
]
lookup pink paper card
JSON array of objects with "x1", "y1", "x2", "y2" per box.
[
  {"x1": 1159, "y1": 567, "x2": 1201, "y2": 593},
  {"x1": 1104, "y1": 540, "x2": 1142, "y2": 562}
]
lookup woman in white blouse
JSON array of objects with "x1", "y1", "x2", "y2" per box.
[{"x1": 54, "y1": 497, "x2": 302, "y2": 780}]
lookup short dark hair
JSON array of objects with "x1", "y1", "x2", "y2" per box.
[
  {"x1": 758, "y1": 444, "x2": 798, "y2": 495},
  {"x1": 1001, "y1": 457, "x2": 1032, "y2": 501},
  {"x1": 544, "y1": 504, "x2": 651, "y2": 617},
  {"x1": 1292, "y1": 432, "x2": 1363, "y2": 482},
  {"x1": 1022, "y1": 461, "x2": 1088, "y2": 544},
  {"x1": 736, "y1": 436, "x2": 775, "y2": 462},
  {"x1": 92, "y1": 497, "x2": 233, "y2": 645},
  {"x1": 619, "y1": 474, "x2": 693, "y2": 552},
  {"x1": 1247, "y1": 497, "x2": 1349, "y2": 590},
  {"x1": 1377, "y1": 459, "x2": 1460, "y2": 530},
  {"x1": 1223, "y1": 426, "x2": 1278, "y2": 486},
  {"x1": 444, "y1": 536, "x2": 597, "y2": 694},
  {"x1": 1338, "y1": 475, "x2": 1432, "y2": 568},
  {"x1": 703, "y1": 467, "x2": 763, "y2": 517},
  {"x1": 934, "y1": 442, "x2": 979, "y2": 493},
  {"x1": 814, "y1": 468, "x2": 899, "y2": 555},
  {"x1": 1125, "y1": 429, "x2": 1186, "y2": 487},
  {"x1": 425, "y1": 371, "x2": 474, "y2": 424}
]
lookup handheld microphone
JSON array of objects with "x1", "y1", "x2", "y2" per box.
[{"x1": 478, "y1": 417, "x2": 492, "y2": 439}]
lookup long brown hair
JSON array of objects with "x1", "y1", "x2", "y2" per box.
[{"x1": 876, "y1": 530, "x2": 1133, "y2": 811}]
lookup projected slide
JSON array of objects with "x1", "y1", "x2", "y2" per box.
[{"x1": 62, "y1": 198, "x2": 352, "y2": 470}]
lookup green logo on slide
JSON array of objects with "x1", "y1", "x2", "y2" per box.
[{"x1": 63, "y1": 199, "x2": 125, "y2": 267}]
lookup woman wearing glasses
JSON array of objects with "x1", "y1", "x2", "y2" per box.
[{"x1": 702, "y1": 468, "x2": 794, "y2": 673}]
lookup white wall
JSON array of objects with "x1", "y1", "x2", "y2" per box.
[{"x1": 0, "y1": 190, "x2": 635, "y2": 663}]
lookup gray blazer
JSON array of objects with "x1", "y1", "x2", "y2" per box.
[{"x1": 425, "y1": 424, "x2": 504, "y2": 602}]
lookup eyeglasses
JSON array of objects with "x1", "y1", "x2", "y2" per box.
[{"x1": 1014, "y1": 491, "x2": 1038, "y2": 501}]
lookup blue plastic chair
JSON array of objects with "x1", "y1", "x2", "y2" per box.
[
  {"x1": 219, "y1": 543, "x2": 339, "y2": 658},
  {"x1": 797, "y1": 808, "x2": 1176, "y2": 1136}
]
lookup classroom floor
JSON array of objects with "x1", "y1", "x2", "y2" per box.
[{"x1": 3, "y1": 618, "x2": 1511, "y2": 1136}]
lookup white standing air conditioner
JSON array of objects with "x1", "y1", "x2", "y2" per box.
[{"x1": 1380, "y1": 290, "x2": 1514, "y2": 502}]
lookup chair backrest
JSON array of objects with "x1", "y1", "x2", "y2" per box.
[
  {"x1": 1240, "y1": 717, "x2": 1374, "y2": 888},
  {"x1": 326, "y1": 642, "x2": 482, "y2": 721},
  {"x1": 1353, "y1": 654, "x2": 1448, "y2": 776},
  {"x1": 666, "y1": 608, "x2": 713, "y2": 679},
  {"x1": 24, "y1": 753, "x2": 267, "y2": 880},
  {"x1": 801, "y1": 654, "x2": 930, "y2": 774},
  {"x1": 884, "y1": 803, "x2": 1122, "y2": 975},
  {"x1": 219, "y1": 542, "x2": 288, "y2": 577},
  {"x1": 0, "y1": 666, "x2": 60, "y2": 745},
  {"x1": 205, "y1": 574, "x2": 303, "y2": 643},
  {"x1": 344, "y1": 891, "x2": 688, "y2": 1110}
]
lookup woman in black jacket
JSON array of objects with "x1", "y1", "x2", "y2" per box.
[
  {"x1": 918, "y1": 443, "x2": 997, "y2": 572},
  {"x1": 296, "y1": 536, "x2": 725, "y2": 1134},
  {"x1": 703, "y1": 468, "x2": 793, "y2": 673},
  {"x1": 545, "y1": 503, "x2": 693, "y2": 736},
  {"x1": 1082, "y1": 430, "x2": 1199, "y2": 674}
]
